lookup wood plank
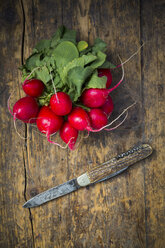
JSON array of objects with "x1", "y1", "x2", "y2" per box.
[
  {"x1": 21, "y1": 0, "x2": 148, "y2": 247},
  {"x1": 0, "y1": 0, "x2": 33, "y2": 247},
  {"x1": 67, "y1": 1, "x2": 146, "y2": 247},
  {"x1": 22, "y1": 1, "x2": 70, "y2": 248},
  {"x1": 141, "y1": 1, "x2": 165, "y2": 247},
  {"x1": 5, "y1": 0, "x2": 164, "y2": 247}
]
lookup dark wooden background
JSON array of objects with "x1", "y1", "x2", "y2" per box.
[{"x1": 0, "y1": 0, "x2": 165, "y2": 247}]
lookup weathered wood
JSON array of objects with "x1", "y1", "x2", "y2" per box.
[
  {"x1": 22, "y1": 1, "x2": 71, "y2": 248},
  {"x1": 141, "y1": 1, "x2": 165, "y2": 247},
  {"x1": 68, "y1": 1, "x2": 144, "y2": 248},
  {"x1": 0, "y1": 0, "x2": 33, "y2": 247},
  {"x1": 0, "y1": 0, "x2": 165, "y2": 247}
]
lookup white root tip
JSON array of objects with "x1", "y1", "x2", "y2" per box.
[
  {"x1": 116, "y1": 43, "x2": 144, "y2": 68},
  {"x1": 101, "y1": 101, "x2": 136, "y2": 131},
  {"x1": 7, "y1": 94, "x2": 14, "y2": 116},
  {"x1": 83, "y1": 130, "x2": 90, "y2": 139},
  {"x1": 13, "y1": 118, "x2": 28, "y2": 140},
  {"x1": 105, "y1": 111, "x2": 128, "y2": 131},
  {"x1": 47, "y1": 134, "x2": 74, "y2": 149},
  {"x1": 72, "y1": 131, "x2": 90, "y2": 150}
]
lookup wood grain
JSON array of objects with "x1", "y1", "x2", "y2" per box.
[
  {"x1": 141, "y1": 1, "x2": 165, "y2": 247},
  {"x1": 0, "y1": 0, "x2": 165, "y2": 247},
  {"x1": 0, "y1": 0, "x2": 33, "y2": 247}
]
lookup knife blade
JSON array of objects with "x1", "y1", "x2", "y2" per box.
[{"x1": 23, "y1": 144, "x2": 152, "y2": 208}]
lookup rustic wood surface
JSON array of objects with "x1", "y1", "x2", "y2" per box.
[{"x1": 0, "y1": 0, "x2": 165, "y2": 247}]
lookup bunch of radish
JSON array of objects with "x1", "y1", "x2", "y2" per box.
[
  {"x1": 10, "y1": 68, "x2": 125, "y2": 150},
  {"x1": 9, "y1": 26, "x2": 138, "y2": 150}
]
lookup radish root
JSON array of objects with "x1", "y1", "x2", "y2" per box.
[
  {"x1": 72, "y1": 131, "x2": 90, "y2": 150},
  {"x1": 89, "y1": 102, "x2": 136, "y2": 132},
  {"x1": 13, "y1": 117, "x2": 28, "y2": 140},
  {"x1": 105, "y1": 111, "x2": 128, "y2": 131},
  {"x1": 47, "y1": 134, "x2": 74, "y2": 149},
  {"x1": 7, "y1": 93, "x2": 14, "y2": 116},
  {"x1": 115, "y1": 43, "x2": 144, "y2": 69}
]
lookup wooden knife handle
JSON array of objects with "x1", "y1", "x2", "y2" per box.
[{"x1": 77, "y1": 144, "x2": 152, "y2": 187}]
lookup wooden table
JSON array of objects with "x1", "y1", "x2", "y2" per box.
[{"x1": 0, "y1": 1, "x2": 165, "y2": 247}]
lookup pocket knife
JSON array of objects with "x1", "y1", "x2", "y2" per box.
[{"x1": 23, "y1": 144, "x2": 152, "y2": 208}]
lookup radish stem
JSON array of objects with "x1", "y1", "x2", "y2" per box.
[
  {"x1": 24, "y1": 67, "x2": 41, "y2": 82},
  {"x1": 108, "y1": 56, "x2": 124, "y2": 93},
  {"x1": 49, "y1": 70, "x2": 59, "y2": 104}
]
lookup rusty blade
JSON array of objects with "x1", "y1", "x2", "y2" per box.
[{"x1": 23, "y1": 179, "x2": 80, "y2": 208}]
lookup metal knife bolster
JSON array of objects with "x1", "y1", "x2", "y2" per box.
[{"x1": 77, "y1": 144, "x2": 152, "y2": 187}]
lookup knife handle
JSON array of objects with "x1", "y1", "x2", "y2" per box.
[{"x1": 77, "y1": 144, "x2": 152, "y2": 187}]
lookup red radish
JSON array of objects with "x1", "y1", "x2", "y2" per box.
[
  {"x1": 13, "y1": 96, "x2": 39, "y2": 123},
  {"x1": 50, "y1": 92, "x2": 72, "y2": 116},
  {"x1": 60, "y1": 122, "x2": 78, "y2": 150},
  {"x1": 81, "y1": 63, "x2": 124, "y2": 108},
  {"x1": 68, "y1": 107, "x2": 91, "y2": 131},
  {"x1": 80, "y1": 84, "x2": 121, "y2": 108},
  {"x1": 89, "y1": 108, "x2": 108, "y2": 129},
  {"x1": 22, "y1": 79, "x2": 45, "y2": 97},
  {"x1": 68, "y1": 106, "x2": 111, "y2": 133},
  {"x1": 36, "y1": 106, "x2": 63, "y2": 137},
  {"x1": 98, "y1": 68, "x2": 112, "y2": 88},
  {"x1": 68, "y1": 106, "x2": 128, "y2": 133},
  {"x1": 101, "y1": 95, "x2": 114, "y2": 118},
  {"x1": 81, "y1": 88, "x2": 108, "y2": 108}
]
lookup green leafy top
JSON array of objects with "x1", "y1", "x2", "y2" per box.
[{"x1": 20, "y1": 25, "x2": 115, "y2": 106}]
